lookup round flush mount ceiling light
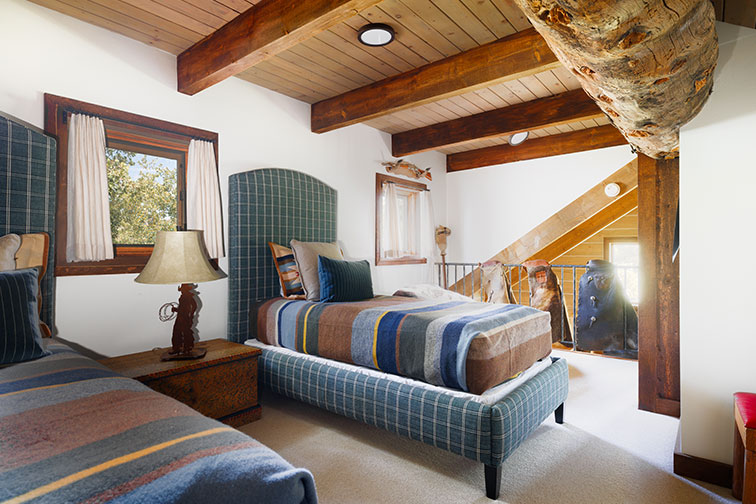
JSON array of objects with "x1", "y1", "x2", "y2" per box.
[
  {"x1": 508, "y1": 131, "x2": 529, "y2": 146},
  {"x1": 358, "y1": 23, "x2": 395, "y2": 46},
  {"x1": 604, "y1": 182, "x2": 621, "y2": 198}
]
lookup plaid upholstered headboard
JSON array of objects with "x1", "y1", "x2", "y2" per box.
[
  {"x1": 0, "y1": 115, "x2": 57, "y2": 330},
  {"x1": 227, "y1": 168, "x2": 337, "y2": 343}
]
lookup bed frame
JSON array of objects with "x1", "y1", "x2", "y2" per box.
[{"x1": 227, "y1": 168, "x2": 569, "y2": 499}]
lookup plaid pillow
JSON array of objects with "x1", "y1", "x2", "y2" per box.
[{"x1": 268, "y1": 242, "x2": 305, "y2": 298}]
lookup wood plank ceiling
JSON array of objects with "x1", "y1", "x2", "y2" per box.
[{"x1": 27, "y1": 0, "x2": 755, "y2": 168}]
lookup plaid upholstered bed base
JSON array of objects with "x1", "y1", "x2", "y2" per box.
[{"x1": 259, "y1": 350, "x2": 568, "y2": 467}]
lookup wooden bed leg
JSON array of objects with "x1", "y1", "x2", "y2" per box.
[
  {"x1": 555, "y1": 403, "x2": 565, "y2": 424},
  {"x1": 484, "y1": 464, "x2": 501, "y2": 500}
]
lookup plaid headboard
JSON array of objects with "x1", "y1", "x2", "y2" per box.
[
  {"x1": 0, "y1": 116, "x2": 57, "y2": 330},
  {"x1": 228, "y1": 168, "x2": 337, "y2": 343}
]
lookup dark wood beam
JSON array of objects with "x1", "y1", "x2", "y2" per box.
[
  {"x1": 177, "y1": 0, "x2": 382, "y2": 95},
  {"x1": 311, "y1": 28, "x2": 561, "y2": 133},
  {"x1": 638, "y1": 154, "x2": 680, "y2": 418},
  {"x1": 392, "y1": 89, "x2": 603, "y2": 157},
  {"x1": 446, "y1": 125, "x2": 627, "y2": 172}
]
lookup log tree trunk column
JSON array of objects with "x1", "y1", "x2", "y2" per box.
[{"x1": 511, "y1": 0, "x2": 718, "y2": 159}]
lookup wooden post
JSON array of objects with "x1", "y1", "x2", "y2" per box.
[{"x1": 637, "y1": 154, "x2": 680, "y2": 417}]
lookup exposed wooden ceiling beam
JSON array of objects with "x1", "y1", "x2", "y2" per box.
[
  {"x1": 391, "y1": 89, "x2": 603, "y2": 157},
  {"x1": 177, "y1": 0, "x2": 382, "y2": 95},
  {"x1": 712, "y1": 0, "x2": 756, "y2": 28},
  {"x1": 447, "y1": 124, "x2": 627, "y2": 172},
  {"x1": 310, "y1": 28, "x2": 561, "y2": 133}
]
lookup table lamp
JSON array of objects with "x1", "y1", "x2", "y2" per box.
[{"x1": 135, "y1": 230, "x2": 226, "y2": 361}]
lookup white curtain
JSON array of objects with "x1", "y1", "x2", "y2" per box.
[
  {"x1": 66, "y1": 113, "x2": 113, "y2": 262},
  {"x1": 381, "y1": 181, "x2": 401, "y2": 258},
  {"x1": 187, "y1": 139, "x2": 224, "y2": 258},
  {"x1": 419, "y1": 190, "x2": 437, "y2": 282}
]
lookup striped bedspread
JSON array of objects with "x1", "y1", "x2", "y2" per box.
[
  {"x1": 0, "y1": 341, "x2": 317, "y2": 504},
  {"x1": 254, "y1": 296, "x2": 552, "y2": 394}
]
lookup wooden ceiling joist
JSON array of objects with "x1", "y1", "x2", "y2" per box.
[
  {"x1": 310, "y1": 28, "x2": 561, "y2": 133},
  {"x1": 391, "y1": 88, "x2": 604, "y2": 157},
  {"x1": 177, "y1": 0, "x2": 383, "y2": 95},
  {"x1": 446, "y1": 124, "x2": 627, "y2": 172}
]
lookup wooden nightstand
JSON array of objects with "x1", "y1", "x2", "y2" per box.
[{"x1": 100, "y1": 339, "x2": 261, "y2": 427}]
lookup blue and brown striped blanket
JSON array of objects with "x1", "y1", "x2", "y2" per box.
[
  {"x1": 0, "y1": 341, "x2": 317, "y2": 504},
  {"x1": 254, "y1": 296, "x2": 552, "y2": 394}
]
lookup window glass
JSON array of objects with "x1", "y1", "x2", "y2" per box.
[
  {"x1": 375, "y1": 173, "x2": 427, "y2": 266},
  {"x1": 106, "y1": 148, "x2": 178, "y2": 245},
  {"x1": 608, "y1": 240, "x2": 639, "y2": 303}
]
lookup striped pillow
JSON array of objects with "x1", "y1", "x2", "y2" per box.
[
  {"x1": 318, "y1": 256, "x2": 374, "y2": 302},
  {"x1": 268, "y1": 242, "x2": 305, "y2": 298},
  {"x1": 0, "y1": 268, "x2": 49, "y2": 364}
]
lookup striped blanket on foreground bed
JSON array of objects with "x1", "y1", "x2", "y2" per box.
[
  {"x1": 0, "y1": 341, "x2": 316, "y2": 504},
  {"x1": 254, "y1": 296, "x2": 552, "y2": 395}
]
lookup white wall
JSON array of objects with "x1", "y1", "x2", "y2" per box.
[
  {"x1": 445, "y1": 146, "x2": 635, "y2": 263},
  {"x1": 679, "y1": 22, "x2": 756, "y2": 464},
  {"x1": 0, "y1": 0, "x2": 446, "y2": 356}
]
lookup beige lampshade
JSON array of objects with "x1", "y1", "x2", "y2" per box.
[{"x1": 135, "y1": 231, "x2": 226, "y2": 285}]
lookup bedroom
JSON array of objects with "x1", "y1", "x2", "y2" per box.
[{"x1": 1, "y1": 0, "x2": 755, "y2": 502}]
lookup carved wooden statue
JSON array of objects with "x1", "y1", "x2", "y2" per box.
[
  {"x1": 522, "y1": 260, "x2": 572, "y2": 345},
  {"x1": 511, "y1": 0, "x2": 718, "y2": 158},
  {"x1": 480, "y1": 261, "x2": 516, "y2": 304}
]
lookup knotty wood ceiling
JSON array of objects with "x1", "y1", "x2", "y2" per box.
[{"x1": 30, "y1": 0, "x2": 605, "y2": 151}]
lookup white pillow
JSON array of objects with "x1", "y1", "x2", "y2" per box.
[
  {"x1": 0, "y1": 234, "x2": 21, "y2": 271},
  {"x1": 290, "y1": 240, "x2": 344, "y2": 301}
]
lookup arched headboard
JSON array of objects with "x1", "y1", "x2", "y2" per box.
[{"x1": 227, "y1": 168, "x2": 337, "y2": 343}]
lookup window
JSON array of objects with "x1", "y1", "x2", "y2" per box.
[
  {"x1": 375, "y1": 173, "x2": 427, "y2": 266},
  {"x1": 605, "y1": 238, "x2": 639, "y2": 303},
  {"x1": 44, "y1": 94, "x2": 218, "y2": 276}
]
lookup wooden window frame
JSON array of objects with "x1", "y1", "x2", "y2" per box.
[
  {"x1": 603, "y1": 237, "x2": 638, "y2": 263},
  {"x1": 375, "y1": 173, "x2": 428, "y2": 266},
  {"x1": 44, "y1": 94, "x2": 219, "y2": 276}
]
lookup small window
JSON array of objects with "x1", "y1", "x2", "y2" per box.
[
  {"x1": 375, "y1": 173, "x2": 427, "y2": 266},
  {"x1": 605, "y1": 238, "x2": 639, "y2": 303},
  {"x1": 45, "y1": 94, "x2": 217, "y2": 276}
]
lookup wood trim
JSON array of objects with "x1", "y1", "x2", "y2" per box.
[
  {"x1": 603, "y1": 236, "x2": 638, "y2": 263},
  {"x1": 44, "y1": 94, "x2": 219, "y2": 276},
  {"x1": 674, "y1": 451, "x2": 733, "y2": 489},
  {"x1": 392, "y1": 89, "x2": 603, "y2": 157},
  {"x1": 177, "y1": 0, "x2": 383, "y2": 95},
  {"x1": 311, "y1": 28, "x2": 560, "y2": 133},
  {"x1": 375, "y1": 173, "x2": 428, "y2": 267},
  {"x1": 447, "y1": 125, "x2": 627, "y2": 172},
  {"x1": 637, "y1": 154, "x2": 680, "y2": 417}
]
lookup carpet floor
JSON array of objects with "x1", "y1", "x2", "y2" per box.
[{"x1": 239, "y1": 350, "x2": 736, "y2": 503}]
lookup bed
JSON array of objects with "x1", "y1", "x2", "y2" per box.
[
  {"x1": 0, "y1": 116, "x2": 317, "y2": 504},
  {"x1": 228, "y1": 168, "x2": 569, "y2": 499}
]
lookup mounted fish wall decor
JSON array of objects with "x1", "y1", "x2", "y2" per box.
[{"x1": 382, "y1": 159, "x2": 432, "y2": 181}]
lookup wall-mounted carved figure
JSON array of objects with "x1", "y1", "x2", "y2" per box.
[
  {"x1": 479, "y1": 261, "x2": 515, "y2": 305},
  {"x1": 522, "y1": 260, "x2": 572, "y2": 345},
  {"x1": 576, "y1": 260, "x2": 638, "y2": 358}
]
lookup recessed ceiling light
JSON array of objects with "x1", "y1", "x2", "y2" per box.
[
  {"x1": 508, "y1": 131, "x2": 529, "y2": 145},
  {"x1": 358, "y1": 23, "x2": 395, "y2": 47},
  {"x1": 604, "y1": 182, "x2": 621, "y2": 197}
]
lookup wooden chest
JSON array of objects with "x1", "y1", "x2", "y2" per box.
[{"x1": 100, "y1": 339, "x2": 261, "y2": 427}]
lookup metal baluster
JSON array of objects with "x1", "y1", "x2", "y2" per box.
[
  {"x1": 572, "y1": 266, "x2": 577, "y2": 352},
  {"x1": 518, "y1": 265, "x2": 522, "y2": 306},
  {"x1": 455, "y1": 265, "x2": 459, "y2": 294},
  {"x1": 463, "y1": 264, "x2": 467, "y2": 297},
  {"x1": 437, "y1": 263, "x2": 441, "y2": 288},
  {"x1": 560, "y1": 267, "x2": 565, "y2": 344}
]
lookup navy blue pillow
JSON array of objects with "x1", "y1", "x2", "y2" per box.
[
  {"x1": 318, "y1": 256, "x2": 374, "y2": 302},
  {"x1": 0, "y1": 268, "x2": 49, "y2": 364}
]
